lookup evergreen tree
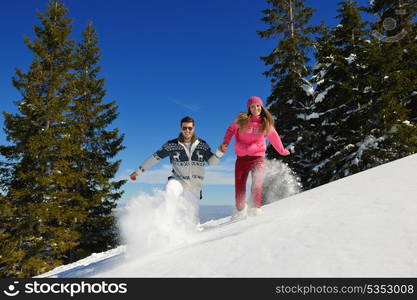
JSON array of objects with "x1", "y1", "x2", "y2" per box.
[
  {"x1": 0, "y1": 0, "x2": 84, "y2": 277},
  {"x1": 361, "y1": 0, "x2": 417, "y2": 163},
  {"x1": 309, "y1": 1, "x2": 373, "y2": 188},
  {"x1": 0, "y1": 156, "x2": 15, "y2": 275},
  {"x1": 310, "y1": 0, "x2": 417, "y2": 188},
  {"x1": 368, "y1": 0, "x2": 417, "y2": 122},
  {"x1": 406, "y1": 11, "x2": 417, "y2": 123},
  {"x1": 0, "y1": 0, "x2": 125, "y2": 277},
  {"x1": 69, "y1": 21, "x2": 126, "y2": 261},
  {"x1": 258, "y1": 0, "x2": 323, "y2": 192}
]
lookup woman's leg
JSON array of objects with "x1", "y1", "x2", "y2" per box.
[
  {"x1": 235, "y1": 157, "x2": 251, "y2": 211},
  {"x1": 250, "y1": 157, "x2": 265, "y2": 208}
]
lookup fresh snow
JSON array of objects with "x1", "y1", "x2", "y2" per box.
[
  {"x1": 37, "y1": 154, "x2": 417, "y2": 278},
  {"x1": 301, "y1": 84, "x2": 314, "y2": 96},
  {"x1": 348, "y1": 136, "x2": 382, "y2": 166},
  {"x1": 314, "y1": 85, "x2": 334, "y2": 103},
  {"x1": 297, "y1": 112, "x2": 320, "y2": 120},
  {"x1": 345, "y1": 53, "x2": 357, "y2": 64}
]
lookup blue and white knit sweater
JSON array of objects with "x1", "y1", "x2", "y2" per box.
[{"x1": 135, "y1": 135, "x2": 224, "y2": 195}]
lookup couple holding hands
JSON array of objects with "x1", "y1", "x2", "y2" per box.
[{"x1": 130, "y1": 96, "x2": 290, "y2": 223}]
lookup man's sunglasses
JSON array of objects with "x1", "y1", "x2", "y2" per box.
[{"x1": 182, "y1": 127, "x2": 194, "y2": 131}]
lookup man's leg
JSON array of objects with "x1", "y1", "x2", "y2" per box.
[
  {"x1": 183, "y1": 189, "x2": 200, "y2": 225},
  {"x1": 165, "y1": 178, "x2": 184, "y2": 200},
  {"x1": 166, "y1": 179, "x2": 200, "y2": 226}
]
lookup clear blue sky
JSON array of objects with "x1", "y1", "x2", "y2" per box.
[{"x1": 1, "y1": 0, "x2": 373, "y2": 206}]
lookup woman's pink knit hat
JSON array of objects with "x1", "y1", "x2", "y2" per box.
[{"x1": 247, "y1": 96, "x2": 263, "y2": 108}]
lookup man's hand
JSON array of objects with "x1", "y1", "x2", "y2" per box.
[
  {"x1": 130, "y1": 172, "x2": 138, "y2": 181},
  {"x1": 219, "y1": 143, "x2": 228, "y2": 153}
]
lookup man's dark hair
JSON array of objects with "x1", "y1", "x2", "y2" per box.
[{"x1": 180, "y1": 116, "x2": 195, "y2": 126}]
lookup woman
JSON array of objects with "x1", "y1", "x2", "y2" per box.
[{"x1": 221, "y1": 96, "x2": 290, "y2": 218}]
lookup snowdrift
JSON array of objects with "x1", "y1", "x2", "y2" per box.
[{"x1": 37, "y1": 154, "x2": 417, "y2": 277}]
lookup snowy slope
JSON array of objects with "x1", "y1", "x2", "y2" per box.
[{"x1": 37, "y1": 154, "x2": 417, "y2": 278}]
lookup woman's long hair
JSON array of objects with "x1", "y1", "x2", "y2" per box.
[{"x1": 236, "y1": 106, "x2": 275, "y2": 134}]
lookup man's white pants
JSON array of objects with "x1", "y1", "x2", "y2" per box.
[{"x1": 165, "y1": 179, "x2": 200, "y2": 225}]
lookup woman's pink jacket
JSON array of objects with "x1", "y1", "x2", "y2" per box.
[{"x1": 223, "y1": 115, "x2": 289, "y2": 157}]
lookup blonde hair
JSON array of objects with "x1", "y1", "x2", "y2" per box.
[{"x1": 236, "y1": 106, "x2": 275, "y2": 134}]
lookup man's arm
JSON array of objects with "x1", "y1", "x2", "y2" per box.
[
  {"x1": 204, "y1": 144, "x2": 225, "y2": 166},
  {"x1": 130, "y1": 142, "x2": 170, "y2": 180}
]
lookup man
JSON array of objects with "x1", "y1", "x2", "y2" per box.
[{"x1": 130, "y1": 116, "x2": 226, "y2": 225}]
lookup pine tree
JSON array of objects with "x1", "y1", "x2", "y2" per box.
[
  {"x1": 1, "y1": 2, "x2": 127, "y2": 276},
  {"x1": 361, "y1": 0, "x2": 417, "y2": 163},
  {"x1": 368, "y1": 0, "x2": 417, "y2": 123},
  {"x1": 309, "y1": 1, "x2": 373, "y2": 188},
  {"x1": 405, "y1": 13, "x2": 417, "y2": 123},
  {"x1": 69, "y1": 21, "x2": 126, "y2": 261},
  {"x1": 258, "y1": 0, "x2": 323, "y2": 192},
  {"x1": 0, "y1": 157, "x2": 16, "y2": 275},
  {"x1": 309, "y1": 0, "x2": 417, "y2": 188},
  {"x1": 0, "y1": 0, "x2": 86, "y2": 277}
]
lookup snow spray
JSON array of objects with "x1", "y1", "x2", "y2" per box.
[
  {"x1": 261, "y1": 159, "x2": 302, "y2": 205},
  {"x1": 117, "y1": 184, "x2": 198, "y2": 258}
]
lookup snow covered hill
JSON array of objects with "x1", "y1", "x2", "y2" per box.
[{"x1": 37, "y1": 154, "x2": 417, "y2": 278}]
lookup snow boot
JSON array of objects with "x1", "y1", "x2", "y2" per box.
[
  {"x1": 248, "y1": 207, "x2": 262, "y2": 216},
  {"x1": 232, "y1": 206, "x2": 247, "y2": 221}
]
